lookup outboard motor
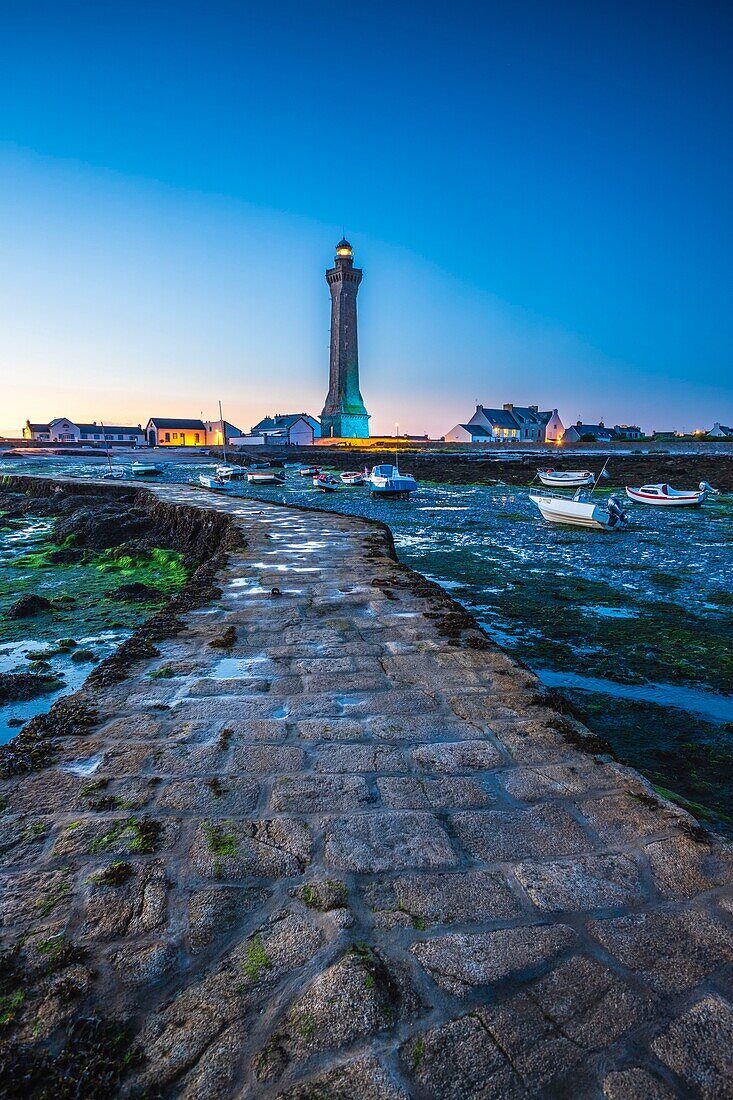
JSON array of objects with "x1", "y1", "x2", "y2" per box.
[
  {"x1": 699, "y1": 481, "x2": 720, "y2": 496},
  {"x1": 607, "y1": 494, "x2": 630, "y2": 528}
]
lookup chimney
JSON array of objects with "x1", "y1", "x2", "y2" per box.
[
  {"x1": 577, "y1": 419, "x2": 582, "y2": 426},
  {"x1": 529, "y1": 405, "x2": 538, "y2": 413},
  {"x1": 503, "y1": 403, "x2": 513, "y2": 412}
]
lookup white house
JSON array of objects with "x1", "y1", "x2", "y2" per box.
[
  {"x1": 539, "y1": 409, "x2": 565, "y2": 442},
  {"x1": 707, "y1": 422, "x2": 733, "y2": 438},
  {"x1": 203, "y1": 419, "x2": 243, "y2": 445},
  {"x1": 24, "y1": 419, "x2": 146, "y2": 446},
  {"x1": 443, "y1": 423, "x2": 495, "y2": 444},
  {"x1": 233, "y1": 414, "x2": 321, "y2": 447},
  {"x1": 561, "y1": 422, "x2": 617, "y2": 443}
]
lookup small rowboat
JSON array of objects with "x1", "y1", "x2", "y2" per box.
[
  {"x1": 340, "y1": 469, "x2": 368, "y2": 486},
  {"x1": 247, "y1": 471, "x2": 285, "y2": 484},
  {"x1": 199, "y1": 474, "x2": 235, "y2": 491},
  {"x1": 537, "y1": 468, "x2": 595, "y2": 488},
  {"x1": 625, "y1": 482, "x2": 717, "y2": 506},
  {"x1": 216, "y1": 464, "x2": 245, "y2": 479},
  {"x1": 529, "y1": 489, "x2": 630, "y2": 530},
  {"x1": 299, "y1": 465, "x2": 321, "y2": 477},
  {"x1": 314, "y1": 474, "x2": 340, "y2": 492},
  {"x1": 369, "y1": 464, "x2": 417, "y2": 498}
]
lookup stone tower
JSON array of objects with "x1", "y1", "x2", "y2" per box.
[{"x1": 320, "y1": 238, "x2": 370, "y2": 439}]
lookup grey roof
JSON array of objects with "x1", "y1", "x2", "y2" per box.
[
  {"x1": 252, "y1": 414, "x2": 314, "y2": 432},
  {"x1": 476, "y1": 408, "x2": 520, "y2": 429},
  {"x1": 510, "y1": 406, "x2": 543, "y2": 423},
  {"x1": 77, "y1": 424, "x2": 144, "y2": 434},
  {"x1": 566, "y1": 424, "x2": 616, "y2": 438},
  {"x1": 27, "y1": 423, "x2": 50, "y2": 432},
  {"x1": 459, "y1": 424, "x2": 493, "y2": 437},
  {"x1": 146, "y1": 418, "x2": 207, "y2": 430}
]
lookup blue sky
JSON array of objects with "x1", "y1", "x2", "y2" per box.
[{"x1": 1, "y1": 0, "x2": 731, "y2": 436}]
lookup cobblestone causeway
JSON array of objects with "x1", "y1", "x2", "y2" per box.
[{"x1": 1, "y1": 483, "x2": 732, "y2": 1098}]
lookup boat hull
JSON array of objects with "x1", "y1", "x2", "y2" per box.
[
  {"x1": 625, "y1": 487, "x2": 705, "y2": 506},
  {"x1": 247, "y1": 473, "x2": 284, "y2": 484},
  {"x1": 537, "y1": 470, "x2": 594, "y2": 488},
  {"x1": 530, "y1": 493, "x2": 624, "y2": 530}
]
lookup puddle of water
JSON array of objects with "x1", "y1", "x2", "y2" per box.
[
  {"x1": 208, "y1": 656, "x2": 268, "y2": 678},
  {"x1": 62, "y1": 754, "x2": 103, "y2": 776},
  {"x1": 537, "y1": 669, "x2": 733, "y2": 723}
]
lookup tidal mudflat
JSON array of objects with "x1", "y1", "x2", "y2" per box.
[{"x1": 0, "y1": 485, "x2": 188, "y2": 743}]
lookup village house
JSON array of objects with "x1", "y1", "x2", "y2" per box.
[
  {"x1": 231, "y1": 414, "x2": 321, "y2": 447},
  {"x1": 561, "y1": 421, "x2": 617, "y2": 444},
  {"x1": 707, "y1": 422, "x2": 733, "y2": 438},
  {"x1": 203, "y1": 418, "x2": 244, "y2": 446},
  {"x1": 145, "y1": 418, "x2": 208, "y2": 446},
  {"x1": 614, "y1": 424, "x2": 643, "y2": 440},
  {"x1": 23, "y1": 419, "x2": 146, "y2": 446},
  {"x1": 444, "y1": 403, "x2": 564, "y2": 444},
  {"x1": 444, "y1": 406, "x2": 520, "y2": 444},
  {"x1": 540, "y1": 409, "x2": 565, "y2": 442}
]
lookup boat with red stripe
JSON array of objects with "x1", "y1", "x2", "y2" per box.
[{"x1": 625, "y1": 481, "x2": 719, "y2": 506}]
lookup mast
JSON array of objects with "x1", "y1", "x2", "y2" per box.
[{"x1": 219, "y1": 400, "x2": 228, "y2": 465}]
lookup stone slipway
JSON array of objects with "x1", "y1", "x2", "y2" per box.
[{"x1": 1, "y1": 479, "x2": 732, "y2": 1098}]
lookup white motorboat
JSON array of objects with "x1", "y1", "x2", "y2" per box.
[
  {"x1": 369, "y1": 464, "x2": 417, "y2": 498},
  {"x1": 298, "y1": 465, "x2": 321, "y2": 477},
  {"x1": 247, "y1": 470, "x2": 285, "y2": 484},
  {"x1": 625, "y1": 482, "x2": 717, "y2": 507},
  {"x1": 199, "y1": 473, "x2": 235, "y2": 491},
  {"x1": 340, "y1": 469, "x2": 368, "y2": 486},
  {"x1": 537, "y1": 468, "x2": 595, "y2": 488},
  {"x1": 529, "y1": 488, "x2": 630, "y2": 530},
  {"x1": 314, "y1": 474, "x2": 340, "y2": 492},
  {"x1": 130, "y1": 461, "x2": 163, "y2": 477}
]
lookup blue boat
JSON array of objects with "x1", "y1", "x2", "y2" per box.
[{"x1": 368, "y1": 463, "x2": 417, "y2": 498}]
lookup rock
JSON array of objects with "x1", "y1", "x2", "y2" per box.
[
  {"x1": 0, "y1": 672, "x2": 64, "y2": 703},
  {"x1": 52, "y1": 503, "x2": 150, "y2": 550},
  {"x1": 6, "y1": 594, "x2": 53, "y2": 619}
]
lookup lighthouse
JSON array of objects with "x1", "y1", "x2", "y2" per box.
[{"x1": 320, "y1": 239, "x2": 370, "y2": 439}]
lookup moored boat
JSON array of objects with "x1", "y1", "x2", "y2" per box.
[
  {"x1": 537, "y1": 468, "x2": 595, "y2": 488},
  {"x1": 298, "y1": 465, "x2": 321, "y2": 477},
  {"x1": 529, "y1": 488, "x2": 630, "y2": 530},
  {"x1": 313, "y1": 474, "x2": 340, "y2": 491},
  {"x1": 130, "y1": 461, "x2": 163, "y2": 477},
  {"x1": 247, "y1": 470, "x2": 285, "y2": 484},
  {"x1": 216, "y1": 463, "x2": 245, "y2": 479},
  {"x1": 625, "y1": 482, "x2": 716, "y2": 506},
  {"x1": 369, "y1": 464, "x2": 417, "y2": 498},
  {"x1": 198, "y1": 473, "x2": 235, "y2": 491},
  {"x1": 340, "y1": 469, "x2": 368, "y2": 486}
]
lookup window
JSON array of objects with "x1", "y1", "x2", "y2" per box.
[
  {"x1": 173, "y1": 432, "x2": 178, "y2": 439},
  {"x1": 81, "y1": 434, "x2": 88, "y2": 439},
  {"x1": 164, "y1": 433, "x2": 170, "y2": 442},
  {"x1": 195, "y1": 433, "x2": 200, "y2": 443}
]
